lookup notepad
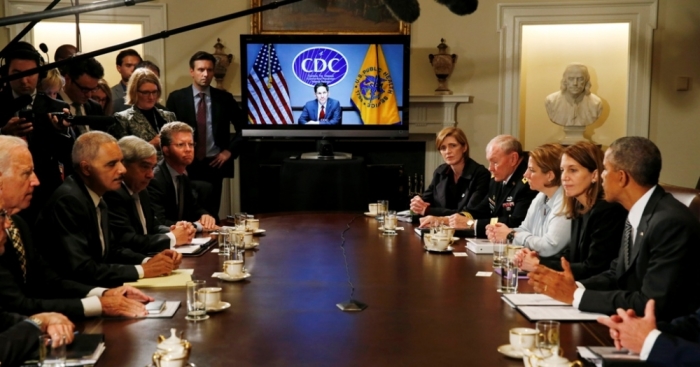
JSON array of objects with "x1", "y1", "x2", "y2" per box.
[
  {"x1": 124, "y1": 269, "x2": 194, "y2": 288},
  {"x1": 517, "y1": 306, "x2": 606, "y2": 321}
]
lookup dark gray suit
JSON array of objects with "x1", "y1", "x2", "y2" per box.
[
  {"x1": 579, "y1": 186, "x2": 700, "y2": 322},
  {"x1": 147, "y1": 160, "x2": 208, "y2": 227},
  {"x1": 0, "y1": 311, "x2": 41, "y2": 366}
]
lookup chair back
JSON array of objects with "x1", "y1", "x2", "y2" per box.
[{"x1": 660, "y1": 183, "x2": 700, "y2": 221}]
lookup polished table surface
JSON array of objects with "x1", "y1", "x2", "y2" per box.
[{"x1": 80, "y1": 213, "x2": 611, "y2": 366}]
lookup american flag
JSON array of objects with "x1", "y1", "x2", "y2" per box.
[{"x1": 246, "y1": 44, "x2": 294, "y2": 125}]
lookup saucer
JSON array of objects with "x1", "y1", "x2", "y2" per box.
[
  {"x1": 364, "y1": 212, "x2": 377, "y2": 218},
  {"x1": 206, "y1": 301, "x2": 231, "y2": 313},
  {"x1": 214, "y1": 272, "x2": 251, "y2": 282},
  {"x1": 497, "y1": 344, "x2": 523, "y2": 359},
  {"x1": 423, "y1": 245, "x2": 454, "y2": 253},
  {"x1": 253, "y1": 229, "x2": 266, "y2": 235}
]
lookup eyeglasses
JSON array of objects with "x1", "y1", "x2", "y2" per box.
[
  {"x1": 172, "y1": 142, "x2": 196, "y2": 149},
  {"x1": 91, "y1": 97, "x2": 107, "y2": 104},
  {"x1": 137, "y1": 90, "x2": 159, "y2": 96},
  {"x1": 72, "y1": 79, "x2": 97, "y2": 94}
]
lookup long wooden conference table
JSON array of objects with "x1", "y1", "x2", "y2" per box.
[{"x1": 79, "y1": 212, "x2": 612, "y2": 366}]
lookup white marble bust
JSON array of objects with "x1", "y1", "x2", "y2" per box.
[{"x1": 545, "y1": 63, "x2": 602, "y2": 127}]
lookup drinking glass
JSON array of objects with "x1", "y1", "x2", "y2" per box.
[
  {"x1": 218, "y1": 231, "x2": 230, "y2": 255},
  {"x1": 493, "y1": 241, "x2": 506, "y2": 268},
  {"x1": 234, "y1": 212, "x2": 248, "y2": 230},
  {"x1": 500, "y1": 256, "x2": 518, "y2": 294},
  {"x1": 536, "y1": 320, "x2": 560, "y2": 356},
  {"x1": 186, "y1": 280, "x2": 209, "y2": 321},
  {"x1": 377, "y1": 200, "x2": 388, "y2": 223},
  {"x1": 39, "y1": 334, "x2": 66, "y2": 367},
  {"x1": 383, "y1": 211, "x2": 398, "y2": 236}
]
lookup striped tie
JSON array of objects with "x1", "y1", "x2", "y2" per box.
[
  {"x1": 7, "y1": 219, "x2": 27, "y2": 282},
  {"x1": 622, "y1": 219, "x2": 632, "y2": 269}
]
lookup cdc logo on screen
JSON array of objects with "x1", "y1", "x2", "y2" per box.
[{"x1": 292, "y1": 47, "x2": 348, "y2": 87}]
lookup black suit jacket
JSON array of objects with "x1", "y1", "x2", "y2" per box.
[
  {"x1": 147, "y1": 160, "x2": 208, "y2": 226},
  {"x1": 0, "y1": 311, "x2": 40, "y2": 367},
  {"x1": 540, "y1": 199, "x2": 627, "y2": 281},
  {"x1": 104, "y1": 184, "x2": 171, "y2": 254},
  {"x1": 649, "y1": 308, "x2": 700, "y2": 365},
  {"x1": 0, "y1": 216, "x2": 92, "y2": 319},
  {"x1": 0, "y1": 89, "x2": 72, "y2": 228},
  {"x1": 165, "y1": 85, "x2": 245, "y2": 178},
  {"x1": 421, "y1": 158, "x2": 491, "y2": 217},
  {"x1": 35, "y1": 175, "x2": 146, "y2": 287},
  {"x1": 579, "y1": 186, "x2": 700, "y2": 322},
  {"x1": 468, "y1": 153, "x2": 538, "y2": 237}
]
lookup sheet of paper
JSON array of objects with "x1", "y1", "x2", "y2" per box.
[
  {"x1": 501, "y1": 293, "x2": 568, "y2": 306},
  {"x1": 174, "y1": 238, "x2": 213, "y2": 254},
  {"x1": 453, "y1": 252, "x2": 468, "y2": 257},
  {"x1": 586, "y1": 346, "x2": 640, "y2": 361},
  {"x1": 191, "y1": 237, "x2": 211, "y2": 245},
  {"x1": 124, "y1": 269, "x2": 192, "y2": 288},
  {"x1": 475, "y1": 271, "x2": 492, "y2": 277},
  {"x1": 211, "y1": 248, "x2": 220, "y2": 253},
  {"x1": 490, "y1": 217, "x2": 498, "y2": 225},
  {"x1": 518, "y1": 306, "x2": 606, "y2": 321}
]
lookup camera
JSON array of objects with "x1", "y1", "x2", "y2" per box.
[{"x1": 18, "y1": 109, "x2": 34, "y2": 122}]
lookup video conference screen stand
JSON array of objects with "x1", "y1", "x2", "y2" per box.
[{"x1": 300, "y1": 139, "x2": 352, "y2": 160}]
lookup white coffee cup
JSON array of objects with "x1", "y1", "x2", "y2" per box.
[
  {"x1": 232, "y1": 231, "x2": 253, "y2": 248},
  {"x1": 199, "y1": 287, "x2": 222, "y2": 308},
  {"x1": 430, "y1": 235, "x2": 451, "y2": 251},
  {"x1": 509, "y1": 327, "x2": 538, "y2": 351},
  {"x1": 440, "y1": 226, "x2": 456, "y2": 239},
  {"x1": 223, "y1": 260, "x2": 244, "y2": 277},
  {"x1": 368, "y1": 203, "x2": 379, "y2": 214},
  {"x1": 246, "y1": 218, "x2": 260, "y2": 231}
]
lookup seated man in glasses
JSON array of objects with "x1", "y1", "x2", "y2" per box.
[{"x1": 147, "y1": 122, "x2": 218, "y2": 232}]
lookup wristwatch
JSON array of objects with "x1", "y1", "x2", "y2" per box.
[
  {"x1": 466, "y1": 219, "x2": 475, "y2": 230},
  {"x1": 506, "y1": 230, "x2": 516, "y2": 244},
  {"x1": 29, "y1": 316, "x2": 43, "y2": 330}
]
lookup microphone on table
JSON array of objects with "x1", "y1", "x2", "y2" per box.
[{"x1": 336, "y1": 215, "x2": 368, "y2": 312}]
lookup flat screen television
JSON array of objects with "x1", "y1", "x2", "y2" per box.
[{"x1": 239, "y1": 34, "x2": 410, "y2": 138}]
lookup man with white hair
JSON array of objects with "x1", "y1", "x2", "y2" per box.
[
  {"x1": 0, "y1": 135, "x2": 157, "y2": 318},
  {"x1": 36, "y1": 131, "x2": 182, "y2": 287},
  {"x1": 104, "y1": 136, "x2": 195, "y2": 254}
]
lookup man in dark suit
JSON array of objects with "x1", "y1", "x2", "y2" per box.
[
  {"x1": 147, "y1": 122, "x2": 217, "y2": 231},
  {"x1": 165, "y1": 51, "x2": 246, "y2": 222},
  {"x1": 58, "y1": 57, "x2": 108, "y2": 134},
  {"x1": 0, "y1": 136, "x2": 155, "y2": 318},
  {"x1": 0, "y1": 43, "x2": 72, "y2": 228},
  {"x1": 529, "y1": 137, "x2": 700, "y2": 322},
  {"x1": 36, "y1": 131, "x2": 182, "y2": 288},
  {"x1": 422, "y1": 135, "x2": 537, "y2": 238},
  {"x1": 105, "y1": 136, "x2": 195, "y2": 254},
  {"x1": 298, "y1": 82, "x2": 342, "y2": 125}
]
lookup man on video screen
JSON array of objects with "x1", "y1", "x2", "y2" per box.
[{"x1": 298, "y1": 82, "x2": 341, "y2": 125}]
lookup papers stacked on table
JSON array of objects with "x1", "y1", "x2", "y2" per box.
[
  {"x1": 124, "y1": 269, "x2": 194, "y2": 288},
  {"x1": 501, "y1": 293, "x2": 606, "y2": 321}
]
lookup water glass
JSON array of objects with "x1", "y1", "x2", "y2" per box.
[
  {"x1": 500, "y1": 257, "x2": 518, "y2": 294},
  {"x1": 383, "y1": 210, "x2": 398, "y2": 235},
  {"x1": 39, "y1": 334, "x2": 66, "y2": 367},
  {"x1": 218, "y1": 231, "x2": 230, "y2": 255},
  {"x1": 234, "y1": 212, "x2": 248, "y2": 230},
  {"x1": 536, "y1": 320, "x2": 560, "y2": 356},
  {"x1": 377, "y1": 200, "x2": 389, "y2": 223},
  {"x1": 493, "y1": 241, "x2": 506, "y2": 268},
  {"x1": 186, "y1": 280, "x2": 209, "y2": 321}
]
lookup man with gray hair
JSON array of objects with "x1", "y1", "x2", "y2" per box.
[
  {"x1": 420, "y1": 134, "x2": 537, "y2": 238},
  {"x1": 104, "y1": 136, "x2": 195, "y2": 254},
  {"x1": 148, "y1": 122, "x2": 217, "y2": 231},
  {"x1": 0, "y1": 135, "x2": 160, "y2": 318},
  {"x1": 36, "y1": 131, "x2": 182, "y2": 288},
  {"x1": 530, "y1": 136, "x2": 700, "y2": 323}
]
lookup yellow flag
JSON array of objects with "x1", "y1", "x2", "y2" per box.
[{"x1": 351, "y1": 44, "x2": 401, "y2": 125}]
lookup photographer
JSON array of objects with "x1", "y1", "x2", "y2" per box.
[{"x1": 0, "y1": 42, "x2": 72, "y2": 228}]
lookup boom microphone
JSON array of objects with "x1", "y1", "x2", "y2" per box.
[
  {"x1": 440, "y1": 0, "x2": 479, "y2": 15},
  {"x1": 39, "y1": 43, "x2": 50, "y2": 62},
  {"x1": 380, "y1": 0, "x2": 420, "y2": 23}
]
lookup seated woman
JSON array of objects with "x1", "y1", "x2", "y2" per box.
[
  {"x1": 109, "y1": 68, "x2": 176, "y2": 154},
  {"x1": 486, "y1": 143, "x2": 571, "y2": 258},
  {"x1": 410, "y1": 126, "x2": 490, "y2": 218},
  {"x1": 515, "y1": 141, "x2": 627, "y2": 281}
]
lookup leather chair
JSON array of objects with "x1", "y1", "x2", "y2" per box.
[{"x1": 660, "y1": 183, "x2": 700, "y2": 221}]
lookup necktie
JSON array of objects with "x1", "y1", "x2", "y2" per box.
[
  {"x1": 177, "y1": 175, "x2": 186, "y2": 220},
  {"x1": 196, "y1": 93, "x2": 207, "y2": 161},
  {"x1": 72, "y1": 102, "x2": 88, "y2": 135},
  {"x1": 98, "y1": 199, "x2": 109, "y2": 257},
  {"x1": 7, "y1": 219, "x2": 27, "y2": 283},
  {"x1": 133, "y1": 192, "x2": 148, "y2": 235},
  {"x1": 319, "y1": 105, "x2": 325, "y2": 120},
  {"x1": 622, "y1": 219, "x2": 632, "y2": 269}
]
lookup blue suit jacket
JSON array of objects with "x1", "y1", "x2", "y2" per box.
[
  {"x1": 298, "y1": 98, "x2": 342, "y2": 125},
  {"x1": 649, "y1": 308, "x2": 700, "y2": 365}
]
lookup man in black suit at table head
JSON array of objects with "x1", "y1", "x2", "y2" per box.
[
  {"x1": 36, "y1": 131, "x2": 182, "y2": 288},
  {"x1": 165, "y1": 51, "x2": 246, "y2": 222},
  {"x1": 529, "y1": 136, "x2": 700, "y2": 322},
  {"x1": 147, "y1": 122, "x2": 218, "y2": 232},
  {"x1": 104, "y1": 135, "x2": 195, "y2": 254},
  {"x1": 421, "y1": 134, "x2": 537, "y2": 238},
  {"x1": 0, "y1": 135, "x2": 155, "y2": 318}
]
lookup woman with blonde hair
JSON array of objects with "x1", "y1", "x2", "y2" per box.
[
  {"x1": 39, "y1": 68, "x2": 63, "y2": 99},
  {"x1": 515, "y1": 141, "x2": 627, "y2": 281},
  {"x1": 411, "y1": 126, "x2": 490, "y2": 218},
  {"x1": 486, "y1": 143, "x2": 570, "y2": 257},
  {"x1": 109, "y1": 68, "x2": 176, "y2": 151}
]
